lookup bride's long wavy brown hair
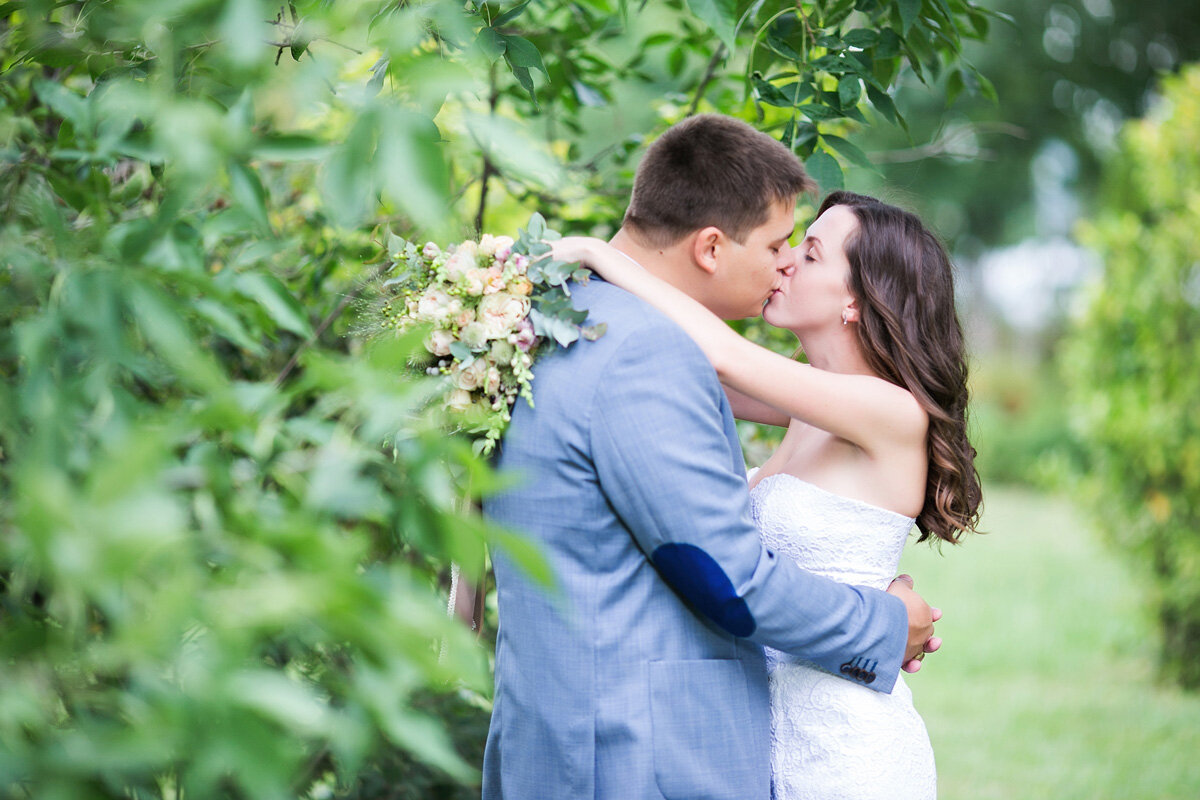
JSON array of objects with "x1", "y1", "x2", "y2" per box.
[{"x1": 819, "y1": 191, "x2": 982, "y2": 544}]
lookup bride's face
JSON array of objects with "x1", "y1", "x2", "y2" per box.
[{"x1": 764, "y1": 204, "x2": 858, "y2": 333}]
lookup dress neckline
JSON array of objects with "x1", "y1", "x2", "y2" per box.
[{"x1": 750, "y1": 470, "x2": 916, "y2": 524}]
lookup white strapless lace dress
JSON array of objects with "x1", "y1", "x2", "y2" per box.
[{"x1": 748, "y1": 469, "x2": 937, "y2": 800}]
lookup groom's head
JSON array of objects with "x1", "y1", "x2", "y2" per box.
[{"x1": 620, "y1": 114, "x2": 815, "y2": 318}]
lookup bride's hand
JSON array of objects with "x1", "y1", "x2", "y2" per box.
[
  {"x1": 887, "y1": 573, "x2": 941, "y2": 673},
  {"x1": 550, "y1": 237, "x2": 635, "y2": 283}
]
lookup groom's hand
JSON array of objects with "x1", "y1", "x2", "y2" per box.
[{"x1": 887, "y1": 574, "x2": 941, "y2": 673}]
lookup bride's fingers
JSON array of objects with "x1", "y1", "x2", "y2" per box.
[
  {"x1": 924, "y1": 636, "x2": 942, "y2": 653},
  {"x1": 902, "y1": 658, "x2": 923, "y2": 674},
  {"x1": 931, "y1": 606, "x2": 942, "y2": 622}
]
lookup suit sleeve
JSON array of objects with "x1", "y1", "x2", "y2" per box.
[{"x1": 589, "y1": 320, "x2": 908, "y2": 692}]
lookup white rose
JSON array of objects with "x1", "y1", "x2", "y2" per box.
[
  {"x1": 479, "y1": 233, "x2": 498, "y2": 257},
  {"x1": 426, "y1": 328, "x2": 455, "y2": 357},
  {"x1": 445, "y1": 250, "x2": 477, "y2": 281},
  {"x1": 416, "y1": 287, "x2": 453, "y2": 323}
]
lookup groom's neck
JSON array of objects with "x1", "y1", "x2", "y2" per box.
[{"x1": 609, "y1": 227, "x2": 711, "y2": 309}]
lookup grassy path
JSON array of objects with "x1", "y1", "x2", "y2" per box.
[{"x1": 899, "y1": 486, "x2": 1200, "y2": 799}]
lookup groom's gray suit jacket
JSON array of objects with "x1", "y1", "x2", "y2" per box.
[{"x1": 482, "y1": 278, "x2": 908, "y2": 800}]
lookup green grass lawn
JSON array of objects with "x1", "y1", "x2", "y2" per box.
[{"x1": 899, "y1": 486, "x2": 1200, "y2": 800}]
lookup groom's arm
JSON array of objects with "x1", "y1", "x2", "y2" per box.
[{"x1": 590, "y1": 320, "x2": 910, "y2": 692}]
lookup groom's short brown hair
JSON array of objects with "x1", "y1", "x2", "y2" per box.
[{"x1": 622, "y1": 114, "x2": 815, "y2": 247}]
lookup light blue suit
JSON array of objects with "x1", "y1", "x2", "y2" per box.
[{"x1": 482, "y1": 279, "x2": 908, "y2": 799}]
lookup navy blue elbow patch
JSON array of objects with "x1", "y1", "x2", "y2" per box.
[{"x1": 651, "y1": 543, "x2": 756, "y2": 637}]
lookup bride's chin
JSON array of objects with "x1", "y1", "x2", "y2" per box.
[{"x1": 761, "y1": 302, "x2": 781, "y2": 326}]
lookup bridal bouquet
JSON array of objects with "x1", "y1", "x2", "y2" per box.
[{"x1": 368, "y1": 214, "x2": 605, "y2": 454}]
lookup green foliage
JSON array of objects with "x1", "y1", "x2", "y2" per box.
[
  {"x1": 967, "y1": 357, "x2": 1087, "y2": 486},
  {"x1": 857, "y1": 0, "x2": 1200, "y2": 251},
  {"x1": 1063, "y1": 65, "x2": 1200, "y2": 689},
  {"x1": 393, "y1": 0, "x2": 999, "y2": 233},
  {"x1": 0, "y1": 0, "x2": 1001, "y2": 795},
  {"x1": 0, "y1": 1, "x2": 511, "y2": 796}
]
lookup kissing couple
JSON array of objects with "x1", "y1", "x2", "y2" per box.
[{"x1": 482, "y1": 113, "x2": 981, "y2": 799}]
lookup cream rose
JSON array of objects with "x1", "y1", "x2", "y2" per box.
[
  {"x1": 478, "y1": 292, "x2": 531, "y2": 338},
  {"x1": 416, "y1": 288, "x2": 453, "y2": 323},
  {"x1": 453, "y1": 358, "x2": 490, "y2": 391},
  {"x1": 463, "y1": 268, "x2": 486, "y2": 297},
  {"x1": 454, "y1": 308, "x2": 476, "y2": 328},
  {"x1": 482, "y1": 266, "x2": 506, "y2": 295}
]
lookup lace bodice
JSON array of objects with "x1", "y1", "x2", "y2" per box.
[
  {"x1": 749, "y1": 470, "x2": 914, "y2": 592},
  {"x1": 747, "y1": 468, "x2": 936, "y2": 800}
]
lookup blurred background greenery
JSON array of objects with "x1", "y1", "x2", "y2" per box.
[{"x1": 1, "y1": 0, "x2": 1198, "y2": 797}]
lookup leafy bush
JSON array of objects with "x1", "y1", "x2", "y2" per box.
[
  {"x1": 967, "y1": 357, "x2": 1087, "y2": 487},
  {"x1": 0, "y1": 0, "x2": 1003, "y2": 795},
  {"x1": 0, "y1": 2, "x2": 516, "y2": 796},
  {"x1": 1063, "y1": 64, "x2": 1200, "y2": 689}
]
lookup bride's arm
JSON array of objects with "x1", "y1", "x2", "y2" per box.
[
  {"x1": 552, "y1": 237, "x2": 923, "y2": 450},
  {"x1": 722, "y1": 384, "x2": 791, "y2": 428}
]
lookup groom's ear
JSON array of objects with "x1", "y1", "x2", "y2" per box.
[{"x1": 690, "y1": 226, "x2": 724, "y2": 275}]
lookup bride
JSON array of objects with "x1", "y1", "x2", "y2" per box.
[{"x1": 552, "y1": 190, "x2": 982, "y2": 799}]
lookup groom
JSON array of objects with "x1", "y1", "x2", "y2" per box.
[{"x1": 482, "y1": 114, "x2": 934, "y2": 800}]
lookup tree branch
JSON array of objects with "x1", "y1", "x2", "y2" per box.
[
  {"x1": 474, "y1": 65, "x2": 501, "y2": 235},
  {"x1": 688, "y1": 43, "x2": 726, "y2": 116},
  {"x1": 871, "y1": 122, "x2": 1026, "y2": 163}
]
